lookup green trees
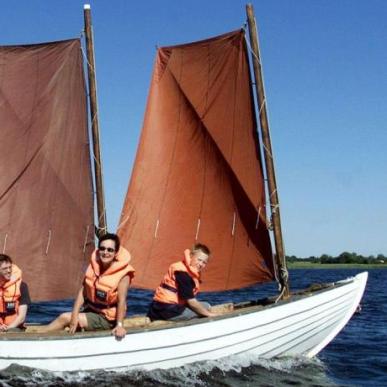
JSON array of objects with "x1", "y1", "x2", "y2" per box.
[{"x1": 286, "y1": 253, "x2": 387, "y2": 264}]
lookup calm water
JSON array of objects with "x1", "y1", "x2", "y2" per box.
[{"x1": 0, "y1": 269, "x2": 385, "y2": 386}]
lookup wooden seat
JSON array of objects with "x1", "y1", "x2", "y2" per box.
[
  {"x1": 210, "y1": 302, "x2": 234, "y2": 314},
  {"x1": 123, "y1": 315, "x2": 150, "y2": 328}
]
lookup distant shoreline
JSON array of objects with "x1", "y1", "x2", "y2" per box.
[{"x1": 288, "y1": 262, "x2": 387, "y2": 269}]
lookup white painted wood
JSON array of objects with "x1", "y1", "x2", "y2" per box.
[{"x1": 0, "y1": 272, "x2": 367, "y2": 372}]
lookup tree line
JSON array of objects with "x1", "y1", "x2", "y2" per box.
[{"x1": 286, "y1": 252, "x2": 386, "y2": 264}]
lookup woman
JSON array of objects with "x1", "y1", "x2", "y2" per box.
[{"x1": 42, "y1": 233, "x2": 134, "y2": 338}]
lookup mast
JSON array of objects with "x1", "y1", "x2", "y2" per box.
[
  {"x1": 246, "y1": 4, "x2": 289, "y2": 297},
  {"x1": 83, "y1": 4, "x2": 107, "y2": 237}
]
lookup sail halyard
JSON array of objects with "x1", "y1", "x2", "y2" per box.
[
  {"x1": 246, "y1": 4, "x2": 289, "y2": 297},
  {"x1": 83, "y1": 4, "x2": 107, "y2": 237},
  {"x1": 118, "y1": 29, "x2": 275, "y2": 291}
]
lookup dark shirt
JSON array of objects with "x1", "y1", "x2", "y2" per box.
[
  {"x1": 175, "y1": 271, "x2": 195, "y2": 300},
  {"x1": 147, "y1": 271, "x2": 196, "y2": 321},
  {"x1": 20, "y1": 282, "x2": 31, "y2": 306}
]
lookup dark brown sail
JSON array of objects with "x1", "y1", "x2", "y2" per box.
[
  {"x1": 118, "y1": 30, "x2": 274, "y2": 291},
  {"x1": 0, "y1": 39, "x2": 94, "y2": 301}
]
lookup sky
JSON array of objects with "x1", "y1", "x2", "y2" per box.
[{"x1": 1, "y1": 0, "x2": 386, "y2": 258}]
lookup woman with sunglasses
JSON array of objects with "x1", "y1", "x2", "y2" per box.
[{"x1": 40, "y1": 233, "x2": 134, "y2": 339}]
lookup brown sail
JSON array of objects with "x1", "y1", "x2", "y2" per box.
[
  {"x1": 0, "y1": 39, "x2": 94, "y2": 301},
  {"x1": 119, "y1": 30, "x2": 275, "y2": 291}
]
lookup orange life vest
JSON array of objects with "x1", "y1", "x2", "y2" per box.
[
  {"x1": 0, "y1": 264, "x2": 22, "y2": 325},
  {"x1": 153, "y1": 254, "x2": 200, "y2": 305},
  {"x1": 84, "y1": 247, "x2": 135, "y2": 321}
]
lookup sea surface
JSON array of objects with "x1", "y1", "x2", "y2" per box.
[{"x1": 0, "y1": 268, "x2": 385, "y2": 386}]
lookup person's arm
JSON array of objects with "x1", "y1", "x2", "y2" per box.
[
  {"x1": 175, "y1": 272, "x2": 218, "y2": 318},
  {"x1": 69, "y1": 287, "x2": 85, "y2": 334},
  {"x1": 6, "y1": 304, "x2": 28, "y2": 329},
  {"x1": 111, "y1": 275, "x2": 130, "y2": 339},
  {"x1": 186, "y1": 298, "x2": 218, "y2": 318}
]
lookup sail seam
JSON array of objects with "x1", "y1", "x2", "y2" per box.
[{"x1": 140, "y1": 49, "x2": 185, "y2": 281}]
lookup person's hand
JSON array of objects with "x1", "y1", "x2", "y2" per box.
[
  {"x1": 0, "y1": 323, "x2": 8, "y2": 332},
  {"x1": 112, "y1": 324, "x2": 126, "y2": 339},
  {"x1": 68, "y1": 315, "x2": 79, "y2": 334}
]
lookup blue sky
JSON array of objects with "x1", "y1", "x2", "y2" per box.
[{"x1": 1, "y1": 1, "x2": 386, "y2": 257}]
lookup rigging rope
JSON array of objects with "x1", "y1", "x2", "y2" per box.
[
  {"x1": 2, "y1": 234, "x2": 7, "y2": 254},
  {"x1": 245, "y1": 21, "x2": 289, "y2": 299},
  {"x1": 45, "y1": 229, "x2": 52, "y2": 255},
  {"x1": 83, "y1": 225, "x2": 91, "y2": 253},
  {"x1": 275, "y1": 265, "x2": 289, "y2": 302},
  {"x1": 80, "y1": 42, "x2": 107, "y2": 236}
]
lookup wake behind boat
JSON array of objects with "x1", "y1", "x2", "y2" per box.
[{"x1": 0, "y1": 4, "x2": 367, "y2": 372}]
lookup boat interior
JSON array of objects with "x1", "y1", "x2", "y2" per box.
[{"x1": 0, "y1": 279, "x2": 343, "y2": 340}]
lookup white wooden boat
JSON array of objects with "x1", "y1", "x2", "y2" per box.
[
  {"x1": 0, "y1": 4, "x2": 368, "y2": 373},
  {"x1": 1, "y1": 272, "x2": 366, "y2": 372}
]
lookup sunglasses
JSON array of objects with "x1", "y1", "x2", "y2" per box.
[{"x1": 99, "y1": 247, "x2": 116, "y2": 253}]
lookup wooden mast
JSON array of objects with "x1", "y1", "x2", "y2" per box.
[
  {"x1": 246, "y1": 3, "x2": 289, "y2": 297},
  {"x1": 83, "y1": 4, "x2": 107, "y2": 237}
]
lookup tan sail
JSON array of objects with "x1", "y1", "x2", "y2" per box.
[
  {"x1": 119, "y1": 30, "x2": 274, "y2": 291},
  {"x1": 0, "y1": 39, "x2": 94, "y2": 301}
]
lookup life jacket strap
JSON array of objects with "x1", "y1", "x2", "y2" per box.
[
  {"x1": 161, "y1": 283, "x2": 178, "y2": 293},
  {"x1": 0, "y1": 311, "x2": 16, "y2": 317},
  {"x1": 85, "y1": 299, "x2": 118, "y2": 310}
]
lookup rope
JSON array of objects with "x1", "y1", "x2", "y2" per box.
[
  {"x1": 255, "y1": 206, "x2": 261, "y2": 229},
  {"x1": 244, "y1": 33, "x2": 262, "y2": 66},
  {"x1": 262, "y1": 143, "x2": 273, "y2": 160},
  {"x1": 244, "y1": 31, "x2": 276, "y2": 167},
  {"x1": 80, "y1": 45, "x2": 94, "y2": 76},
  {"x1": 154, "y1": 219, "x2": 160, "y2": 238},
  {"x1": 195, "y1": 218, "x2": 201, "y2": 241},
  {"x1": 258, "y1": 98, "x2": 266, "y2": 115},
  {"x1": 231, "y1": 212, "x2": 236, "y2": 236},
  {"x1": 45, "y1": 229, "x2": 52, "y2": 255},
  {"x1": 96, "y1": 222, "x2": 107, "y2": 232},
  {"x1": 81, "y1": 40, "x2": 107, "y2": 233},
  {"x1": 274, "y1": 265, "x2": 289, "y2": 303},
  {"x1": 116, "y1": 215, "x2": 129, "y2": 231},
  {"x1": 2, "y1": 234, "x2": 7, "y2": 254}
]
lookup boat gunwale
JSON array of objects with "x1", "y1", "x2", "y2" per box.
[{"x1": 0, "y1": 273, "x2": 365, "y2": 342}]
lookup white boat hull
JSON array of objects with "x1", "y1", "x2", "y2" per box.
[{"x1": 0, "y1": 272, "x2": 367, "y2": 372}]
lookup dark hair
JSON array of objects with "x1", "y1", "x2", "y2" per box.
[
  {"x1": 0, "y1": 254, "x2": 12, "y2": 265},
  {"x1": 98, "y1": 233, "x2": 120, "y2": 252},
  {"x1": 192, "y1": 243, "x2": 210, "y2": 256}
]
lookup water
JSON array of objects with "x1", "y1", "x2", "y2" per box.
[{"x1": 0, "y1": 269, "x2": 385, "y2": 386}]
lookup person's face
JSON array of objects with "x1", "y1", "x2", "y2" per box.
[
  {"x1": 98, "y1": 239, "x2": 117, "y2": 268},
  {"x1": 190, "y1": 252, "x2": 209, "y2": 273},
  {"x1": 0, "y1": 261, "x2": 12, "y2": 282}
]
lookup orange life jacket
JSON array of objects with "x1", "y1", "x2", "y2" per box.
[
  {"x1": 84, "y1": 247, "x2": 135, "y2": 321},
  {"x1": 0, "y1": 264, "x2": 22, "y2": 325},
  {"x1": 153, "y1": 254, "x2": 200, "y2": 305}
]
